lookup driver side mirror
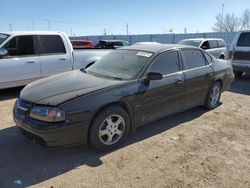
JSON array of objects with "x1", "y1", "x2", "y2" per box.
[
  {"x1": 144, "y1": 72, "x2": 163, "y2": 83},
  {"x1": 0, "y1": 48, "x2": 8, "y2": 59}
]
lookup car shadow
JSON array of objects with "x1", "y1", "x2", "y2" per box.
[
  {"x1": 0, "y1": 87, "x2": 23, "y2": 101},
  {"x1": 0, "y1": 106, "x2": 208, "y2": 188},
  {"x1": 229, "y1": 73, "x2": 250, "y2": 96}
]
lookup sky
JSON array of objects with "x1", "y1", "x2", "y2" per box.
[{"x1": 0, "y1": 0, "x2": 250, "y2": 36}]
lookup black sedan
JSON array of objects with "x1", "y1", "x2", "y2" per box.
[{"x1": 13, "y1": 44, "x2": 234, "y2": 151}]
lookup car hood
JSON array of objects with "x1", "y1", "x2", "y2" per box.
[{"x1": 20, "y1": 70, "x2": 121, "y2": 106}]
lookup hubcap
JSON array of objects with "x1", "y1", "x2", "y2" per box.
[
  {"x1": 99, "y1": 114, "x2": 125, "y2": 145},
  {"x1": 210, "y1": 85, "x2": 220, "y2": 106}
]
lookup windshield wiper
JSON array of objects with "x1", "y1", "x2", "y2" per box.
[{"x1": 80, "y1": 68, "x2": 87, "y2": 73}]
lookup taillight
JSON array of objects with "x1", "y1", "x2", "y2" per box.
[{"x1": 228, "y1": 51, "x2": 234, "y2": 59}]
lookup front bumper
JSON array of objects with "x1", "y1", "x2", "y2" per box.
[{"x1": 13, "y1": 100, "x2": 91, "y2": 147}]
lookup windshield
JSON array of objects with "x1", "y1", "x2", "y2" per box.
[
  {"x1": 178, "y1": 40, "x2": 202, "y2": 47},
  {"x1": 86, "y1": 50, "x2": 153, "y2": 80},
  {"x1": 0, "y1": 33, "x2": 10, "y2": 46}
]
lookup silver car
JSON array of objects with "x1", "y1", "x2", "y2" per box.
[{"x1": 178, "y1": 38, "x2": 227, "y2": 59}]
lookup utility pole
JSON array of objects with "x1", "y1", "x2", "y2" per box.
[
  {"x1": 220, "y1": 4, "x2": 224, "y2": 32},
  {"x1": 31, "y1": 21, "x2": 34, "y2": 30},
  {"x1": 126, "y1": 23, "x2": 129, "y2": 35},
  {"x1": 71, "y1": 28, "x2": 73, "y2": 36},
  {"x1": 104, "y1": 28, "x2": 107, "y2": 36},
  {"x1": 9, "y1": 24, "x2": 12, "y2": 31},
  {"x1": 46, "y1": 19, "x2": 51, "y2": 31},
  {"x1": 184, "y1": 27, "x2": 187, "y2": 34}
]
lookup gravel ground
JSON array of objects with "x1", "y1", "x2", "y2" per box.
[{"x1": 0, "y1": 76, "x2": 250, "y2": 188}]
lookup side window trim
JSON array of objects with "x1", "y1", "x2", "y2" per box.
[
  {"x1": 147, "y1": 50, "x2": 181, "y2": 77},
  {"x1": 2, "y1": 35, "x2": 38, "y2": 58},
  {"x1": 37, "y1": 35, "x2": 66, "y2": 56},
  {"x1": 180, "y1": 48, "x2": 208, "y2": 70}
]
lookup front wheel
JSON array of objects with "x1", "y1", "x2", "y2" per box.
[
  {"x1": 89, "y1": 105, "x2": 130, "y2": 151},
  {"x1": 204, "y1": 82, "x2": 221, "y2": 110}
]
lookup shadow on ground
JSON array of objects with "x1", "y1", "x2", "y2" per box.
[
  {"x1": 0, "y1": 106, "x2": 208, "y2": 188},
  {"x1": 0, "y1": 87, "x2": 23, "y2": 101},
  {"x1": 229, "y1": 73, "x2": 250, "y2": 96}
]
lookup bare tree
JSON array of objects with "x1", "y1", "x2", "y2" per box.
[
  {"x1": 213, "y1": 9, "x2": 250, "y2": 32},
  {"x1": 240, "y1": 9, "x2": 250, "y2": 30}
]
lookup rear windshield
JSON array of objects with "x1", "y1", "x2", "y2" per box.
[
  {"x1": 178, "y1": 40, "x2": 202, "y2": 47},
  {"x1": 237, "y1": 33, "x2": 250, "y2": 47},
  {"x1": 0, "y1": 33, "x2": 10, "y2": 46}
]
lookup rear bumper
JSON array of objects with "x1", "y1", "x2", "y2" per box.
[
  {"x1": 13, "y1": 107, "x2": 90, "y2": 147},
  {"x1": 222, "y1": 74, "x2": 235, "y2": 92},
  {"x1": 232, "y1": 61, "x2": 250, "y2": 72}
]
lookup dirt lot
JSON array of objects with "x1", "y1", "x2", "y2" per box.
[{"x1": 0, "y1": 76, "x2": 250, "y2": 188}]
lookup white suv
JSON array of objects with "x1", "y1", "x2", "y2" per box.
[
  {"x1": 229, "y1": 30, "x2": 250, "y2": 78},
  {"x1": 178, "y1": 38, "x2": 227, "y2": 59}
]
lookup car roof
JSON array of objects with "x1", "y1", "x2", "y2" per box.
[
  {"x1": 71, "y1": 39, "x2": 92, "y2": 42},
  {"x1": 100, "y1": 40, "x2": 128, "y2": 42},
  {"x1": 120, "y1": 44, "x2": 200, "y2": 54},
  {"x1": 1, "y1": 31, "x2": 66, "y2": 36},
  {"x1": 181, "y1": 38, "x2": 224, "y2": 41}
]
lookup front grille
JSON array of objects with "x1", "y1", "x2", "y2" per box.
[{"x1": 234, "y1": 51, "x2": 250, "y2": 61}]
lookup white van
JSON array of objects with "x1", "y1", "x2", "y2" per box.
[{"x1": 229, "y1": 30, "x2": 250, "y2": 78}]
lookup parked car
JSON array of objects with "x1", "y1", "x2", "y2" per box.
[
  {"x1": 13, "y1": 44, "x2": 234, "y2": 151},
  {"x1": 133, "y1": 42, "x2": 161, "y2": 45},
  {"x1": 0, "y1": 31, "x2": 111, "y2": 89},
  {"x1": 178, "y1": 38, "x2": 227, "y2": 59},
  {"x1": 228, "y1": 30, "x2": 250, "y2": 78},
  {"x1": 70, "y1": 40, "x2": 94, "y2": 49},
  {"x1": 94, "y1": 40, "x2": 130, "y2": 49}
]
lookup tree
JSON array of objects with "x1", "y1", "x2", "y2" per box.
[{"x1": 212, "y1": 9, "x2": 250, "y2": 32}]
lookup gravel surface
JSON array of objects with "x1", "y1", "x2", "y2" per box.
[{"x1": 0, "y1": 76, "x2": 250, "y2": 188}]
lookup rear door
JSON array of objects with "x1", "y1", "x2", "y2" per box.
[
  {"x1": 181, "y1": 49, "x2": 213, "y2": 108},
  {"x1": 0, "y1": 35, "x2": 41, "y2": 89},
  {"x1": 38, "y1": 35, "x2": 72, "y2": 77},
  {"x1": 134, "y1": 50, "x2": 185, "y2": 125},
  {"x1": 207, "y1": 40, "x2": 220, "y2": 58}
]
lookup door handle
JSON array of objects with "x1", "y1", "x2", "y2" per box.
[
  {"x1": 26, "y1": 60, "x2": 35, "y2": 64},
  {"x1": 176, "y1": 78, "x2": 184, "y2": 84},
  {"x1": 59, "y1": 57, "x2": 66, "y2": 60}
]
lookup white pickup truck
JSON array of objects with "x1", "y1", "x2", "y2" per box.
[{"x1": 0, "y1": 31, "x2": 112, "y2": 89}]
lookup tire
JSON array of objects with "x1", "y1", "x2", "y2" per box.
[
  {"x1": 204, "y1": 82, "x2": 222, "y2": 110},
  {"x1": 89, "y1": 105, "x2": 130, "y2": 151},
  {"x1": 234, "y1": 71, "x2": 243, "y2": 78},
  {"x1": 219, "y1": 55, "x2": 224, "y2": 59}
]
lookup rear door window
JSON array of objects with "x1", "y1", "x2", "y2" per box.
[
  {"x1": 237, "y1": 33, "x2": 250, "y2": 47},
  {"x1": 39, "y1": 35, "x2": 66, "y2": 54},
  {"x1": 149, "y1": 51, "x2": 180, "y2": 75},
  {"x1": 181, "y1": 49, "x2": 207, "y2": 70},
  {"x1": 208, "y1": 40, "x2": 218, "y2": 49},
  {"x1": 217, "y1": 40, "x2": 225, "y2": 47},
  {"x1": 3, "y1": 35, "x2": 36, "y2": 56},
  {"x1": 113, "y1": 41, "x2": 123, "y2": 46}
]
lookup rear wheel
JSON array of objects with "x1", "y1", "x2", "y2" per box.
[
  {"x1": 89, "y1": 105, "x2": 130, "y2": 151},
  {"x1": 234, "y1": 71, "x2": 243, "y2": 78},
  {"x1": 204, "y1": 82, "x2": 221, "y2": 110}
]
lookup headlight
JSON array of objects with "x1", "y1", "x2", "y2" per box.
[{"x1": 30, "y1": 106, "x2": 65, "y2": 122}]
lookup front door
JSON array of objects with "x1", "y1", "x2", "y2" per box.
[
  {"x1": 0, "y1": 35, "x2": 41, "y2": 89},
  {"x1": 133, "y1": 50, "x2": 185, "y2": 126}
]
